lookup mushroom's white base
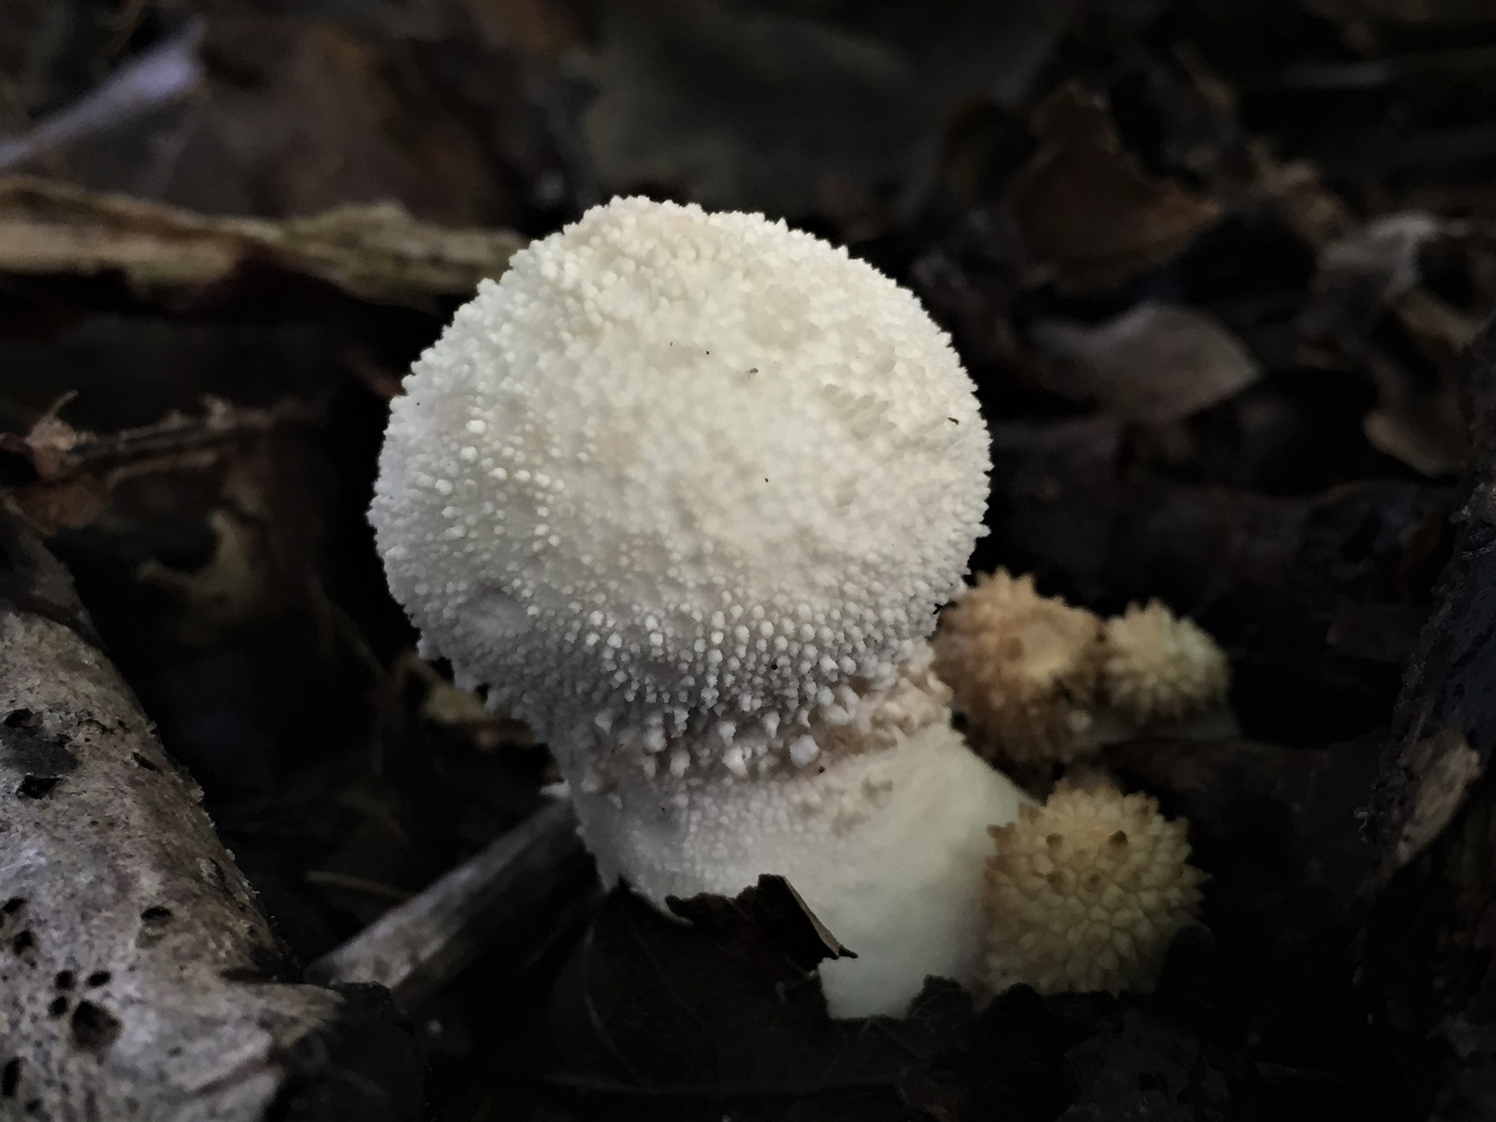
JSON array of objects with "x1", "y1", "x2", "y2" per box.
[{"x1": 561, "y1": 720, "x2": 1031, "y2": 1018}]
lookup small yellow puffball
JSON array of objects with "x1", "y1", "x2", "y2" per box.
[
  {"x1": 933, "y1": 570, "x2": 1106, "y2": 766},
  {"x1": 936, "y1": 574, "x2": 1231, "y2": 768},
  {"x1": 983, "y1": 778, "x2": 1205, "y2": 996},
  {"x1": 1102, "y1": 600, "x2": 1231, "y2": 727}
]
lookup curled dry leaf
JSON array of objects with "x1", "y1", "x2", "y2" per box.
[
  {"x1": 1030, "y1": 302, "x2": 1261, "y2": 423},
  {"x1": 1008, "y1": 82, "x2": 1222, "y2": 294},
  {"x1": 1300, "y1": 211, "x2": 1478, "y2": 476},
  {"x1": 1249, "y1": 148, "x2": 1356, "y2": 250},
  {"x1": 1300, "y1": 212, "x2": 1449, "y2": 341}
]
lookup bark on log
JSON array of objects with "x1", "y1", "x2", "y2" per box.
[
  {"x1": 1359, "y1": 320, "x2": 1496, "y2": 1121},
  {"x1": 0, "y1": 508, "x2": 422, "y2": 1121}
]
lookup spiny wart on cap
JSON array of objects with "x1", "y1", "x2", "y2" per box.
[
  {"x1": 371, "y1": 197, "x2": 990, "y2": 777},
  {"x1": 1102, "y1": 600, "x2": 1230, "y2": 727},
  {"x1": 933, "y1": 570, "x2": 1107, "y2": 766},
  {"x1": 983, "y1": 777, "x2": 1205, "y2": 996}
]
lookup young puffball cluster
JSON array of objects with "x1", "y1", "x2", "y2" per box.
[
  {"x1": 984, "y1": 777, "x2": 1206, "y2": 996},
  {"x1": 934, "y1": 571, "x2": 1230, "y2": 769},
  {"x1": 372, "y1": 196, "x2": 1028, "y2": 1018}
]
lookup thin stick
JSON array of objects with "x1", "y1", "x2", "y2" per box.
[{"x1": 308, "y1": 799, "x2": 590, "y2": 1008}]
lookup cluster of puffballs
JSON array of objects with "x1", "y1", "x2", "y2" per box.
[{"x1": 371, "y1": 197, "x2": 1223, "y2": 1018}]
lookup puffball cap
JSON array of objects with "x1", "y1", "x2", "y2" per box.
[
  {"x1": 984, "y1": 779, "x2": 1204, "y2": 996},
  {"x1": 1103, "y1": 601, "x2": 1230, "y2": 726},
  {"x1": 372, "y1": 197, "x2": 989, "y2": 760},
  {"x1": 934, "y1": 570, "x2": 1106, "y2": 766}
]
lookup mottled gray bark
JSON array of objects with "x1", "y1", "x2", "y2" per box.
[
  {"x1": 0, "y1": 510, "x2": 420, "y2": 1121},
  {"x1": 1358, "y1": 320, "x2": 1496, "y2": 1120}
]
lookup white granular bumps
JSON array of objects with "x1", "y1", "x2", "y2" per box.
[
  {"x1": 983, "y1": 778, "x2": 1205, "y2": 996},
  {"x1": 1102, "y1": 601, "x2": 1231, "y2": 727},
  {"x1": 371, "y1": 196, "x2": 989, "y2": 772},
  {"x1": 933, "y1": 570, "x2": 1107, "y2": 766}
]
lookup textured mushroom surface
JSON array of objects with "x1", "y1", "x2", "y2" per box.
[
  {"x1": 1102, "y1": 600, "x2": 1231, "y2": 726},
  {"x1": 371, "y1": 196, "x2": 989, "y2": 776},
  {"x1": 935, "y1": 572, "x2": 1231, "y2": 768},
  {"x1": 370, "y1": 197, "x2": 1013, "y2": 1018},
  {"x1": 933, "y1": 570, "x2": 1107, "y2": 765},
  {"x1": 983, "y1": 779, "x2": 1205, "y2": 996}
]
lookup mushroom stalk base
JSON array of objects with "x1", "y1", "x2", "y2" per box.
[{"x1": 561, "y1": 720, "x2": 1031, "y2": 1018}]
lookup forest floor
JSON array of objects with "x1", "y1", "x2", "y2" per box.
[{"x1": 5, "y1": 1, "x2": 1496, "y2": 1119}]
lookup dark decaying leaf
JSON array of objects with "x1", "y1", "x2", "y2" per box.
[
  {"x1": 544, "y1": 876, "x2": 972, "y2": 1119},
  {"x1": 578, "y1": 0, "x2": 1085, "y2": 225},
  {"x1": 1300, "y1": 213, "x2": 1451, "y2": 343},
  {"x1": 1007, "y1": 82, "x2": 1223, "y2": 294},
  {"x1": 580, "y1": 1, "x2": 929, "y2": 218}
]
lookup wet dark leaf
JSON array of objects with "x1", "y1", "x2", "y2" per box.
[{"x1": 545, "y1": 877, "x2": 971, "y2": 1117}]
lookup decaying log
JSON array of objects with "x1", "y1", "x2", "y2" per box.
[
  {"x1": 1359, "y1": 319, "x2": 1496, "y2": 1120},
  {"x1": 0, "y1": 508, "x2": 421, "y2": 1121}
]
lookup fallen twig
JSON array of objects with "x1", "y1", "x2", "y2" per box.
[
  {"x1": 308, "y1": 798, "x2": 591, "y2": 1010},
  {"x1": 0, "y1": 176, "x2": 524, "y2": 312}
]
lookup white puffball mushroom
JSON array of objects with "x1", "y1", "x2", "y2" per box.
[{"x1": 371, "y1": 196, "x2": 1026, "y2": 1018}]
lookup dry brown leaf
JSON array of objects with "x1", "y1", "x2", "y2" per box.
[
  {"x1": 148, "y1": 17, "x2": 507, "y2": 226},
  {"x1": 1008, "y1": 82, "x2": 1223, "y2": 293},
  {"x1": 1030, "y1": 302, "x2": 1260, "y2": 422},
  {"x1": 0, "y1": 176, "x2": 524, "y2": 312},
  {"x1": 1299, "y1": 211, "x2": 1480, "y2": 476},
  {"x1": 397, "y1": 653, "x2": 535, "y2": 752}
]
